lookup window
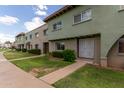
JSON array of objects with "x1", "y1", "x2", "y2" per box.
[
  {"x1": 30, "y1": 34, "x2": 32, "y2": 39},
  {"x1": 35, "y1": 44, "x2": 39, "y2": 49},
  {"x1": 53, "y1": 21, "x2": 62, "y2": 31},
  {"x1": 25, "y1": 36, "x2": 27, "y2": 40},
  {"x1": 74, "y1": 14, "x2": 81, "y2": 24},
  {"x1": 73, "y1": 9, "x2": 92, "y2": 24},
  {"x1": 19, "y1": 37, "x2": 21, "y2": 41},
  {"x1": 119, "y1": 5, "x2": 124, "y2": 11},
  {"x1": 44, "y1": 29, "x2": 48, "y2": 36},
  {"x1": 55, "y1": 42, "x2": 65, "y2": 50},
  {"x1": 82, "y1": 9, "x2": 92, "y2": 21},
  {"x1": 20, "y1": 37, "x2": 22, "y2": 40},
  {"x1": 118, "y1": 39, "x2": 124, "y2": 54},
  {"x1": 35, "y1": 32, "x2": 39, "y2": 37}
]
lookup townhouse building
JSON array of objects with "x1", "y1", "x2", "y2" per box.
[
  {"x1": 4, "y1": 41, "x2": 12, "y2": 48},
  {"x1": 15, "y1": 24, "x2": 49, "y2": 54},
  {"x1": 44, "y1": 5, "x2": 124, "y2": 68},
  {"x1": 15, "y1": 32, "x2": 25, "y2": 49},
  {"x1": 25, "y1": 24, "x2": 49, "y2": 53}
]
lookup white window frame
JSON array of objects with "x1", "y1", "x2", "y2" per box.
[
  {"x1": 55, "y1": 42, "x2": 65, "y2": 50},
  {"x1": 30, "y1": 34, "x2": 32, "y2": 39},
  {"x1": 53, "y1": 21, "x2": 62, "y2": 31},
  {"x1": 44, "y1": 29, "x2": 48, "y2": 36},
  {"x1": 73, "y1": 9, "x2": 92, "y2": 25},
  {"x1": 35, "y1": 32, "x2": 39, "y2": 38},
  {"x1": 73, "y1": 13, "x2": 82, "y2": 24}
]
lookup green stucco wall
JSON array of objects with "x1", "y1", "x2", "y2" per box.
[
  {"x1": 47, "y1": 5, "x2": 124, "y2": 58},
  {"x1": 25, "y1": 31, "x2": 34, "y2": 43},
  {"x1": 15, "y1": 35, "x2": 25, "y2": 45}
]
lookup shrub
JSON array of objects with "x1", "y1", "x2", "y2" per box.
[
  {"x1": 28, "y1": 49, "x2": 41, "y2": 55},
  {"x1": 52, "y1": 51, "x2": 64, "y2": 58},
  {"x1": 63, "y1": 49, "x2": 76, "y2": 62},
  {"x1": 16, "y1": 48, "x2": 21, "y2": 51},
  {"x1": 22, "y1": 48, "x2": 27, "y2": 52}
]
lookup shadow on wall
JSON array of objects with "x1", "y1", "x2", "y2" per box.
[{"x1": 107, "y1": 35, "x2": 124, "y2": 69}]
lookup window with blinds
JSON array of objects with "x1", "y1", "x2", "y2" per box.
[{"x1": 73, "y1": 9, "x2": 92, "y2": 24}]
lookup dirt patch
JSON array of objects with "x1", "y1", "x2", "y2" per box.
[
  {"x1": 29, "y1": 68, "x2": 40, "y2": 77},
  {"x1": 29, "y1": 67, "x2": 57, "y2": 77},
  {"x1": 40, "y1": 68, "x2": 56, "y2": 73}
]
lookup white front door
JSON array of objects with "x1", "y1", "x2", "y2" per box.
[{"x1": 79, "y1": 38, "x2": 94, "y2": 58}]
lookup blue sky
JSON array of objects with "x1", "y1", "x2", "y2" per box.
[{"x1": 0, "y1": 5, "x2": 63, "y2": 43}]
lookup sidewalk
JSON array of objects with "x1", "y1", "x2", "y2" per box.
[
  {"x1": 39, "y1": 61, "x2": 87, "y2": 84},
  {"x1": 0, "y1": 52, "x2": 53, "y2": 88}
]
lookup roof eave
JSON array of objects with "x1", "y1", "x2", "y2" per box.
[{"x1": 44, "y1": 5, "x2": 78, "y2": 22}]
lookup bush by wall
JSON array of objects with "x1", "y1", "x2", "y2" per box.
[
  {"x1": 52, "y1": 51, "x2": 64, "y2": 58},
  {"x1": 16, "y1": 48, "x2": 21, "y2": 51},
  {"x1": 28, "y1": 49, "x2": 41, "y2": 55},
  {"x1": 21, "y1": 48, "x2": 27, "y2": 52},
  {"x1": 63, "y1": 49, "x2": 76, "y2": 62}
]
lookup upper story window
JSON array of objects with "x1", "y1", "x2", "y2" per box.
[
  {"x1": 44, "y1": 29, "x2": 48, "y2": 36},
  {"x1": 53, "y1": 21, "x2": 62, "y2": 31},
  {"x1": 21, "y1": 37, "x2": 23, "y2": 40},
  {"x1": 73, "y1": 9, "x2": 92, "y2": 24},
  {"x1": 119, "y1": 5, "x2": 124, "y2": 11},
  {"x1": 74, "y1": 14, "x2": 81, "y2": 24},
  {"x1": 35, "y1": 32, "x2": 39, "y2": 38},
  {"x1": 30, "y1": 34, "x2": 32, "y2": 39},
  {"x1": 25, "y1": 36, "x2": 27, "y2": 40},
  {"x1": 55, "y1": 42, "x2": 65, "y2": 50},
  {"x1": 19, "y1": 37, "x2": 22, "y2": 41}
]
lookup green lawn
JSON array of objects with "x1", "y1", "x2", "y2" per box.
[
  {"x1": 0, "y1": 48, "x2": 9, "y2": 52},
  {"x1": 4, "y1": 50, "x2": 36, "y2": 60},
  {"x1": 11, "y1": 56, "x2": 72, "y2": 78},
  {"x1": 53, "y1": 64, "x2": 124, "y2": 88}
]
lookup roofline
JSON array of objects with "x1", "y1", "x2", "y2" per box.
[
  {"x1": 25, "y1": 24, "x2": 47, "y2": 34},
  {"x1": 44, "y1": 5, "x2": 78, "y2": 22},
  {"x1": 16, "y1": 32, "x2": 25, "y2": 37}
]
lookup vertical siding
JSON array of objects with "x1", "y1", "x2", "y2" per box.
[{"x1": 49, "y1": 39, "x2": 77, "y2": 53}]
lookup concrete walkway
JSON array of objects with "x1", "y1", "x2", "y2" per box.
[
  {"x1": 39, "y1": 61, "x2": 87, "y2": 84},
  {"x1": 0, "y1": 52, "x2": 53, "y2": 88}
]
